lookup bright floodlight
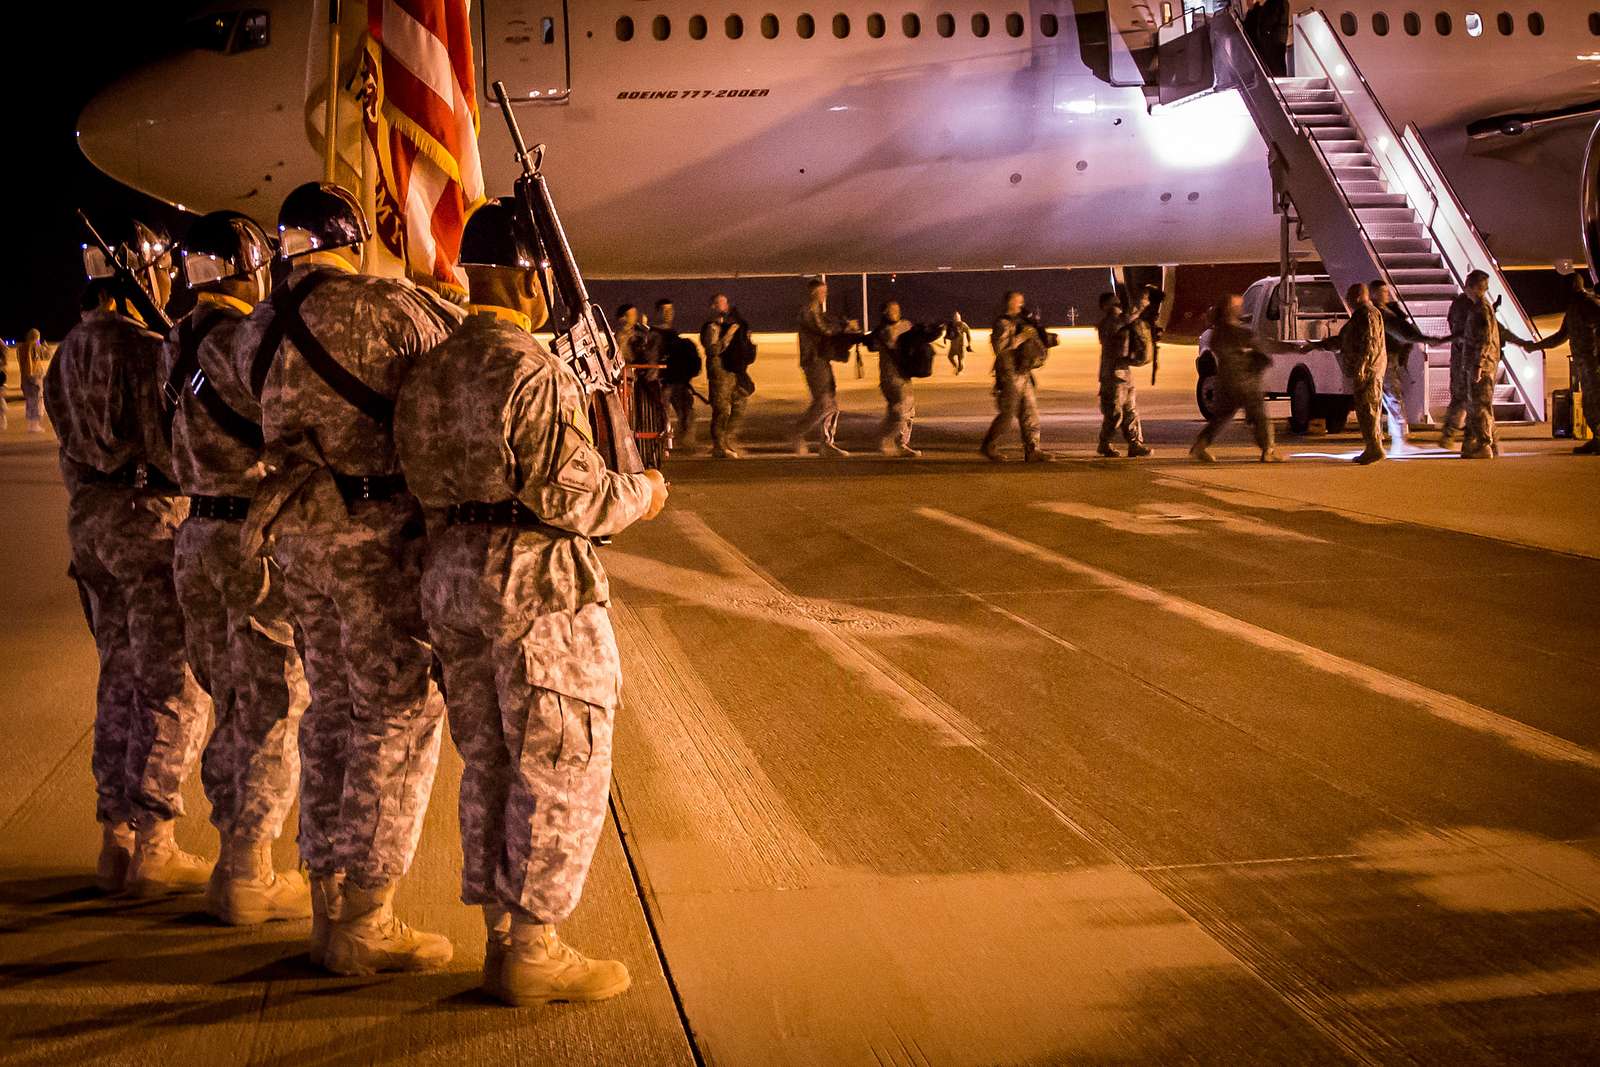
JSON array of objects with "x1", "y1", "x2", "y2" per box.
[{"x1": 1148, "y1": 92, "x2": 1254, "y2": 169}]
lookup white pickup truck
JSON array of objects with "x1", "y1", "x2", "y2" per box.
[{"x1": 1195, "y1": 274, "x2": 1353, "y2": 434}]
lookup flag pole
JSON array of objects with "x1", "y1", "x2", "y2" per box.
[{"x1": 322, "y1": 0, "x2": 342, "y2": 184}]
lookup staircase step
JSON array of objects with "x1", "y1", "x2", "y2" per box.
[
  {"x1": 1275, "y1": 77, "x2": 1330, "y2": 90},
  {"x1": 1347, "y1": 193, "x2": 1410, "y2": 208},
  {"x1": 1396, "y1": 284, "x2": 1459, "y2": 301},
  {"x1": 1406, "y1": 302, "x2": 1454, "y2": 319},
  {"x1": 1387, "y1": 267, "x2": 1454, "y2": 284},
  {"x1": 1303, "y1": 115, "x2": 1354, "y2": 130},
  {"x1": 1380, "y1": 251, "x2": 1445, "y2": 268},
  {"x1": 1288, "y1": 105, "x2": 1345, "y2": 119},
  {"x1": 1340, "y1": 180, "x2": 1391, "y2": 195},
  {"x1": 1327, "y1": 153, "x2": 1376, "y2": 168},
  {"x1": 1335, "y1": 166, "x2": 1383, "y2": 182},
  {"x1": 1493, "y1": 384, "x2": 1519, "y2": 401},
  {"x1": 1356, "y1": 207, "x2": 1421, "y2": 224},
  {"x1": 1310, "y1": 125, "x2": 1360, "y2": 139},
  {"x1": 1371, "y1": 236, "x2": 1435, "y2": 253}
]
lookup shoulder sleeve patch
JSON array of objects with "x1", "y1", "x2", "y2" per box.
[{"x1": 567, "y1": 404, "x2": 594, "y2": 446}]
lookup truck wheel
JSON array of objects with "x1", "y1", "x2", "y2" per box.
[
  {"x1": 1288, "y1": 370, "x2": 1315, "y2": 434},
  {"x1": 1322, "y1": 399, "x2": 1351, "y2": 434},
  {"x1": 1196, "y1": 368, "x2": 1221, "y2": 421}
]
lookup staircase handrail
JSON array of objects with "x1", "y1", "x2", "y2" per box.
[{"x1": 1211, "y1": 6, "x2": 1396, "y2": 297}]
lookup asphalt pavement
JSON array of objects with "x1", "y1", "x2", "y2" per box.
[{"x1": 1, "y1": 330, "x2": 1596, "y2": 1065}]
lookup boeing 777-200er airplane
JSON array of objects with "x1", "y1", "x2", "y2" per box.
[{"x1": 75, "y1": 1, "x2": 1600, "y2": 279}]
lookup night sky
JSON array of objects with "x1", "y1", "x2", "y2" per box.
[{"x1": 1, "y1": 3, "x2": 207, "y2": 341}]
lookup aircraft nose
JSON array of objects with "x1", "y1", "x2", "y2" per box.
[{"x1": 76, "y1": 11, "x2": 318, "y2": 219}]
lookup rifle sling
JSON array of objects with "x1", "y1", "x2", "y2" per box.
[
  {"x1": 166, "y1": 311, "x2": 264, "y2": 449},
  {"x1": 250, "y1": 271, "x2": 393, "y2": 426}
]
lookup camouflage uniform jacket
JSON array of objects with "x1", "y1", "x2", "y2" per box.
[
  {"x1": 797, "y1": 302, "x2": 847, "y2": 364},
  {"x1": 1458, "y1": 295, "x2": 1503, "y2": 376},
  {"x1": 1532, "y1": 292, "x2": 1600, "y2": 360},
  {"x1": 44, "y1": 309, "x2": 175, "y2": 493},
  {"x1": 232, "y1": 260, "x2": 460, "y2": 541},
  {"x1": 161, "y1": 294, "x2": 263, "y2": 497},
  {"x1": 1096, "y1": 305, "x2": 1145, "y2": 384},
  {"x1": 395, "y1": 312, "x2": 654, "y2": 623},
  {"x1": 1339, "y1": 304, "x2": 1387, "y2": 382}
]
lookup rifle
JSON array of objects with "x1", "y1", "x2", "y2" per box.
[
  {"x1": 490, "y1": 80, "x2": 642, "y2": 475},
  {"x1": 78, "y1": 209, "x2": 173, "y2": 333}
]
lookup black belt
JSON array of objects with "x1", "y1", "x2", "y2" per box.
[
  {"x1": 445, "y1": 499, "x2": 569, "y2": 536},
  {"x1": 189, "y1": 494, "x2": 251, "y2": 522},
  {"x1": 84, "y1": 462, "x2": 180, "y2": 494},
  {"x1": 333, "y1": 472, "x2": 409, "y2": 504}
]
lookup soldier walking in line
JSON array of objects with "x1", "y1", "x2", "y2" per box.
[
  {"x1": 792, "y1": 277, "x2": 856, "y2": 457},
  {"x1": 17, "y1": 328, "x2": 48, "y2": 433},
  {"x1": 1339, "y1": 282, "x2": 1389, "y2": 464},
  {"x1": 874, "y1": 300, "x2": 920, "y2": 457},
  {"x1": 1528, "y1": 273, "x2": 1600, "y2": 454},
  {"x1": 44, "y1": 219, "x2": 212, "y2": 896},
  {"x1": 394, "y1": 201, "x2": 668, "y2": 1006},
  {"x1": 233, "y1": 182, "x2": 460, "y2": 975},
  {"x1": 1191, "y1": 294, "x2": 1309, "y2": 463},
  {"x1": 652, "y1": 298, "x2": 702, "y2": 454},
  {"x1": 1095, "y1": 289, "x2": 1153, "y2": 458},
  {"x1": 701, "y1": 293, "x2": 753, "y2": 458},
  {"x1": 1370, "y1": 279, "x2": 1449, "y2": 445},
  {"x1": 981, "y1": 291, "x2": 1051, "y2": 462},
  {"x1": 162, "y1": 210, "x2": 310, "y2": 925},
  {"x1": 1453, "y1": 272, "x2": 1533, "y2": 459}
]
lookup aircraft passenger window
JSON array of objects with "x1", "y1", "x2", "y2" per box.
[
  {"x1": 834, "y1": 13, "x2": 850, "y2": 37},
  {"x1": 762, "y1": 14, "x2": 780, "y2": 38},
  {"x1": 798, "y1": 13, "x2": 816, "y2": 38},
  {"x1": 972, "y1": 13, "x2": 990, "y2": 37},
  {"x1": 1495, "y1": 11, "x2": 1512, "y2": 34},
  {"x1": 1041, "y1": 13, "x2": 1059, "y2": 37},
  {"x1": 1435, "y1": 12, "x2": 1452, "y2": 34},
  {"x1": 690, "y1": 15, "x2": 707, "y2": 39},
  {"x1": 1404, "y1": 12, "x2": 1421, "y2": 34},
  {"x1": 1528, "y1": 12, "x2": 1544, "y2": 35},
  {"x1": 1592, "y1": 12, "x2": 1600, "y2": 35},
  {"x1": 1464, "y1": 11, "x2": 1481, "y2": 35},
  {"x1": 903, "y1": 13, "x2": 922, "y2": 37},
  {"x1": 727, "y1": 14, "x2": 744, "y2": 38},
  {"x1": 616, "y1": 16, "x2": 634, "y2": 41},
  {"x1": 937, "y1": 13, "x2": 956, "y2": 37},
  {"x1": 1372, "y1": 12, "x2": 1389, "y2": 34},
  {"x1": 1340, "y1": 12, "x2": 1358, "y2": 35},
  {"x1": 653, "y1": 15, "x2": 670, "y2": 40},
  {"x1": 867, "y1": 13, "x2": 886, "y2": 37},
  {"x1": 1005, "y1": 12, "x2": 1023, "y2": 36}
]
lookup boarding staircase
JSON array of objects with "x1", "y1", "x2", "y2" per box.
[{"x1": 1165, "y1": 6, "x2": 1543, "y2": 422}]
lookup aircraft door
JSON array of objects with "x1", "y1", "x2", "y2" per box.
[{"x1": 481, "y1": 2, "x2": 570, "y2": 102}]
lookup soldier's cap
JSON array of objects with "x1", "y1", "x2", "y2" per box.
[{"x1": 459, "y1": 197, "x2": 536, "y2": 270}]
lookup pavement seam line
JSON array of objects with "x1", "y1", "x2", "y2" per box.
[{"x1": 918, "y1": 507, "x2": 1600, "y2": 773}]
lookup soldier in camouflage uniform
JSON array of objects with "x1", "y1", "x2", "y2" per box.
[
  {"x1": 1529, "y1": 273, "x2": 1600, "y2": 454},
  {"x1": 1095, "y1": 290, "x2": 1153, "y2": 458},
  {"x1": 1191, "y1": 294, "x2": 1310, "y2": 463},
  {"x1": 233, "y1": 183, "x2": 460, "y2": 975},
  {"x1": 43, "y1": 219, "x2": 212, "y2": 896},
  {"x1": 1338, "y1": 282, "x2": 1389, "y2": 464},
  {"x1": 1454, "y1": 273, "x2": 1533, "y2": 459},
  {"x1": 701, "y1": 294, "x2": 751, "y2": 459},
  {"x1": 163, "y1": 211, "x2": 311, "y2": 924},
  {"x1": 873, "y1": 300, "x2": 919, "y2": 457},
  {"x1": 981, "y1": 291, "x2": 1051, "y2": 462},
  {"x1": 792, "y1": 277, "x2": 855, "y2": 457},
  {"x1": 395, "y1": 200, "x2": 667, "y2": 1005}
]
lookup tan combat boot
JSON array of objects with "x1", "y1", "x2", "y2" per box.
[
  {"x1": 95, "y1": 821, "x2": 136, "y2": 893},
  {"x1": 323, "y1": 881, "x2": 453, "y2": 976},
  {"x1": 308, "y1": 873, "x2": 344, "y2": 967},
  {"x1": 207, "y1": 836, "x2": 312, "y2": 925},
  {"x1": 494, "y1": 920, "x2": 631, "y2": 1006},
  {"x1": 481, "y1": 905, "x2": 512, "y2": 1001},
  {"x1": 125, "y1": 819, "x2": 212, "y2": 897}
]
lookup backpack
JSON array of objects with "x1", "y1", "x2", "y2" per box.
[
  {"x1": 659, "y1": 329, "x2": 701, "y2": 384},
  {"x1": 721, "y1": 316, "x2": 758, "y2": 373},
  {"x1": 896, "y1": 323, "x2": 941, "y2": 379}
]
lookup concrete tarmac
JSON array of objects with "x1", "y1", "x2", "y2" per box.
[{"x1": 1, "y1": 329, "x2": 1597, "y2": 1065}]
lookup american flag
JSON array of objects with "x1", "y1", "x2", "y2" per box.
[{"x1": 360, "y1": 0, "x2": 485, "y2": 291}]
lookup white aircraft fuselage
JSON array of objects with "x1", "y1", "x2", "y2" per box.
[{"x1": 76, "y1": 1, "x2": 1600, "y2": 277}]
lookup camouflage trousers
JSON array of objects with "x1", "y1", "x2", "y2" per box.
[
  {"x1": 1098, "y1": 379, "x2": 1144, "y2": 447},
  {"x1": 1195, "y1": 373, "x2": 1273, "y2": 453},
  {"x1": 271, "y1": 499, "x2": 444, "y2": 886},
  {"x1": 67, "y1": 487, "x2": 208, "y2": 827},
  {"x1": 1353, "y1": 373, "x2": 1385, "y2": 455},
  {"x1": 1574, "y1": 352, "x2": 1600, "y2": 435},
  {"x1": 174, "y1": 517, "x2": 307, "y2": 841},
  {"x1": 707, "y1": 361, "x2": 749, "y2": 450},
  {"x1": 983, "y1": 368, "x2": 1040, "y2": 452},
  {"x1": 665, "y1": 382, "x2": 697, "y2": 449},
  {"x1": 1440, "y1": 345, "x2": 1473, "y2": 436},
  {"x1": 794, "y1": 357, "x2": 840, "y2": 445},
  {"x1": 878, "y1": 362, "x2": 915, "y2": 448},
  {"x1": 1381, "y1": 350, "x2": 1411, "y2": 440},
  {"x1": 1462, "y1": 361, "x2": 1499, "y2": 457}
]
